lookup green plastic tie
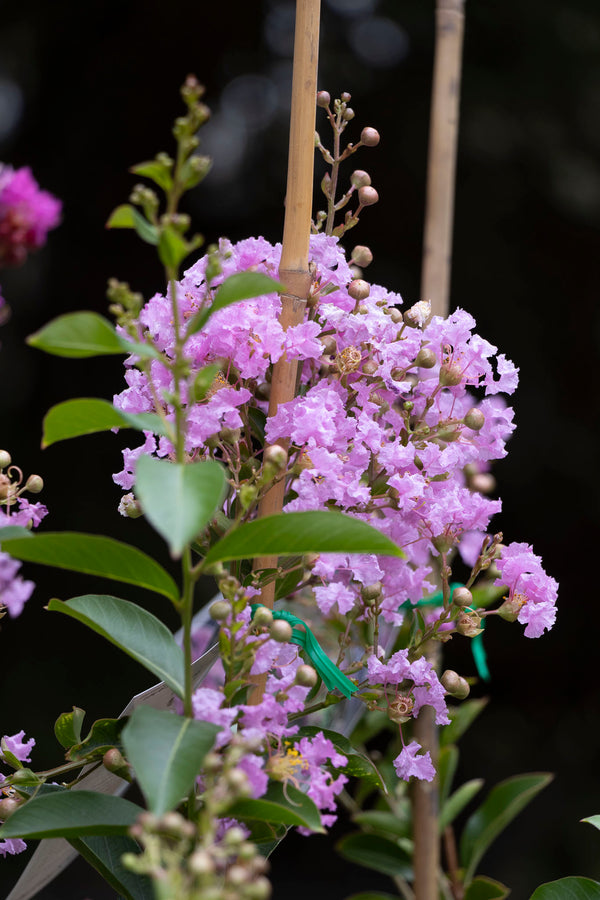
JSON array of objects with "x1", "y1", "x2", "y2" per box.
[
  {"x1": 251, "y1": 604, "x2": 358, "y2": 699},
  {"x1": 398, "y1": 583, "x2": 490, "y2": 682}
]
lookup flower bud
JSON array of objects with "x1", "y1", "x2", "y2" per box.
[
  {"x1": 351, "y1": 245, "x2": 373, "y2": 268},
  {"x1": 219, "y1": 426, "x2": 241, "y2": 445},
  {"x1": 226, "y1": 768, "x2": 251, "y2": 795},
  {"x1": 348, "y1": 278, "x2": 370, "y2": 301},
  {"x1": 269, "y1": 619, "x2": 293, "y2": 643},
  {"x1": 209, "y1": 600, "x2": 231, "y2": 621},
  {"x1": 361, "y1": 127, "x2": 380, "y2": 147},
  {"x1": 432, "y1": 534, "x2": 452, "y2": 554},
  {"x1": 239, "y1": 483, "x2": 259, "y2": 510},
  {"x1": 102, "y1": 748, "x2": 130, "y2": 779},
  {"x1": 361, "y1": 581, "x2": 383, "y2": 601},
  {"x1": 414, "y1": 347, "x2": 436, "y2": 368},
  {"x1": 452, "y1": 586, "x2": 473, "y2": 608},
  {"x1": 456, "y1": 611, "x2": 483, "y2": 637},
  {"x1": 471, "y1": 473, "x2": 496, "y2": 494},
  {"x1": 295, "y1": 664, "x2": 318, "y2": 688},
  {"x1": 403, "y1": 300, "x2": 431, "y2": 328},
  {"x1": 464, "y1": 407, "x2": 485, "y2": 431},
  {"x1": 362, "y1": 359, "x2": 378, "y2": 376},
  {"x1": 316, "y1": 90, "x2": 331, "y2": 108},
  {"x1": 437, "y1": 427, "x2": 460, "y2": 443},
  {"x1": 0, "y1": 450, "x2": 11, "y2": 470},
  {"x1": 358, "y1": 186, "x2": 379, "y2": 207},
  {"x1": 118, "y1": 492, "x2": 143, "y2": 518},
  {"x1": 342, "y1": 107, "x2": 355, "y2": 121},
  {"x1": 340, "y1": 91, "x2": 351, "y2": 102},
  {"x1": 252, "y1": 605, "x2": 273, "y2": 628},
  {"x1": 0, "y1": 797, "x2": 21, "y2": 820},
  {"x1": 439, "y1": 362, "x2": 463, "y2": 387},
  {"x1": 441, "y1": 669, "x2": 470, "y2": 699},
  {"x1": 245, "y1": 877, "x2": 272, "y2": 900},
  {"x1": 188, "y1": 848, "x2": 216, "y2": 876},
  {"x1": 23, "y1": 474, "x2": 43, "y2": 494},
  {"x1": 263, "y1": 444, "x2": 288, "y2": 472},
  {"x1": 350, "y1": 169, "x2": 371, "y2": 188}
]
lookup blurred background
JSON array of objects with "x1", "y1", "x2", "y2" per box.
[{"x1": 0, "y1": 0, "x2": 599, "y2": 896}]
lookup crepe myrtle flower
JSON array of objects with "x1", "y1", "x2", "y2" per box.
[
  {"x1": 0, "y1": 730, "x2": 36, "y2": 857},
  {"x1": 494, "y1": 542, "x2": 558, "y2": 638},
  {"x1": 0, "y1": 164, "x2": 61, "y2": 267}
]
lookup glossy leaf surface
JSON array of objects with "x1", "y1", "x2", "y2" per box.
[
  {"x1": 2, "y1": 532, "x2": 179, "y2": 602},
  {"x1": 464, "y1": 876, "x2": 511, "y2": 900},
  {"x1": 27, "y1": 312, "x2": 124, "y2": 358},
  {"x1": 42, "y1": 397, "x2": 170, "y2": 447},
  {"x1": 0, "y1": 791, "x2": 144, "y2": 839},
  {"x1": 460, "y1": 772, "x2": 553, "y2": 884},
  {"x1": 228, "y1": 781, "x2": 324, "y2": 834},
  {"x1": 336, "y1": 832, "x2": 412, "y2": 878},
  {"x1": 48, "y1": 595, "x2": 185, "y2": 698},
  {"x1": 204, "y1": 510, "x2": 405, "y2": 565},
  {"x1": 135, "y1": 455, "x2": 227, "y2": 558},
  {"x1": 54, "y1": 707, "x2": 86, "y2": 749},
  {"x1": 70, "y1": 835, "x2": 154, "y2": 900},
  {"x1": 122, "y1": 707, "x2": 220, "y2": 815},
  {"x1": 529, "y1": 878, "x2": 600, "y2": 899}
]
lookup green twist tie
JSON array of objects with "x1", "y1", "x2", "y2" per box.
[
  {"x1": 399, "y1": 583, "x2": 490, "y2": 683},
  {"x1": 251, "y1": 605, "x2": 358, "y2": 699}
]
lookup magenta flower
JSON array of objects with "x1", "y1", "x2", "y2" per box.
[
  {"x1": 0, "y1": 165, "x2": 61, "y2": 267},
  {"x1": 495, "y1": 542, "x2": 558, "y2": 638},
  {"x1": 393, "y1": 740, "x2": 435, "y2": 782}
]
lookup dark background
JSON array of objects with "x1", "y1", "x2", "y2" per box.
[{"x1": 1, "y1": 0, "x2": 599, "y2": 897}]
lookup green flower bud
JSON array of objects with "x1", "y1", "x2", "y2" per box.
[
  {"x1": 432, "y1": 534, "x2": 452, "y2": 553},
  {"x1": 351, "y1": 169, "x2": 371, "y2": 188},
  {"x1": 252, "y1": 606, "x2": 273, "y2": 628},
  {"x1": 209, "y1": 600, "x2": 231, "y2": 621},
  {"x1": 0, "y1": 450, "x2": 11, "y2": 470},
  {"x1": 464, "y1": 407, "x2": 485, "y2": 431},
  {"x1": 295, "y1": 664, "x2": 318, "y2": 688},
  {"x1": 0, "y1": 797, "x2": 21, "y2": 820},
  {"x1": 269, "y1": 619, "x2": 293, "y2": 643},
  {"x1": 102, "y1": 748, "x2": 130, "y2": 780},
  {"x1": 351, "y1": 245, "x2": 373, "y2": 267},
  {"x1": 263, "y1": 444, "x2": 288, "y2": 472},
  {"x1": 439, "y1": 363, "x2": 463, "y2": 386},
  {"x1": 452, "y1": 586, "x2": 473, "y2": 608},
  {"x1": 188, "y1": 848, "x2": 215, "y2": 876},
  {"x1": 441, "y1": 669, "x2": 470, "y2": 699},
  {"x1": 415, "y1": 347, "x2": 437, "y2": 368}
]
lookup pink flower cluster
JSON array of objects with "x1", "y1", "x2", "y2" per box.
[
  {"x1": 192, "y1": 607, "x2": 347, "y2": 830},
  {"x1": 0, "y1": 730, "x2": 35, "y2": 857},
  {"x1": 495, "y1": 542, "x2": 558, "y2": 638},
  {"x1": 0, "y1": 499, "x2": 48, "y2": 618},
  {"x1": 0, "y1": 165, "x2": 61, "y2": 267}
]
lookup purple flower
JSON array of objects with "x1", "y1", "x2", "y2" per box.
[
  {"x1": 0, "y1": 165, "x2": 61, "y2": 267},
  {"x1": 393, "y1": 740, "x2": 435, "y2": 782},
  {"x1": 0, "y1": 552, "x2": 35, "y2": 618},
  {"x1": 495, "y1": 542, "x2": 558, "y2": 638},
  {"x1": 1, "y1": 729, "x2": 35, "y2": 763}
]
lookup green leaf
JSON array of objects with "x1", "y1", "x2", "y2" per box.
[
  {"x1": 158, "y1": 225, "x2": 191, "y2": 270},
  {"x1": 460, "y1": 773, "x2": 554, "y2": 884},
  {"x1": 529, "y1": 878, "x2": 600, "y2": 899},
  {"x1": 352, "y1": 810, "x2": 411, "y2": 840},
  {"x1": 134, "y1": 456, "x2": 227, "y2": 558},
  {"x1": 336, "y1": 832, "x2": 412, "y2": 878},
  {"x1": 438, "y1": 744, "x2": 459, "y2": 807},
  {"x1": 203, "y1": 510, "x2": 405, "y2": 566},
  {"x1": 0, "y1": 525, "x2": 32, "y2": 542},
  {"x1": 186, "y1": 271, "x2": 285, "y2": 336},
  {"x1": 27, "y1": 312, "x2": 125, "y2": 358},
  {"x1": 70, "y1": 835, "x2": 154, "y2": 900},
  {"x1": 116, "y1": 334, "x2": 163, "y2": 360},
  {"x1": 2, "y1": 532, "x2": 179, "y2": 602},
  {"x1": 42, "y1": 398, "x2": 171, "y2": 447},
  {"x1": 441, "y1": 698, "x2": 489, "y2": 747},
  {"x1": 192, "y1": 364, "x2": 222, "y2": 402},
  {"x1": 130, "y1": 160, "x2": 173, "y2": 192},
  {"x1": 582, "y1": 815, "x2": 600, "y2": 832},
  {"x1": 0, "y1": 791, "x2": 144, "y2": 839},
  {"x1": 49, "y1": 595, "x2": 185, "y2": 698},
  {"x1": 54, "y1": 707, "x2": 86, "y2": 749},
  {"x1": 106, "y1": 204, "x2": 158, "y2": 245},
  {"x1": 439, "y1": 779, "x2": 484, "y2": 831},
  {"x1": 67, "y1": 717, "x2": 125, "y2": 763},
  {"x1": 464, "y1": 876, "x2": 511, "y2": 900},
  {"x1": 228, "y1": 781, "x2": 324, "y2": 834},
  {"x1": 122, "y1": 707, "x2": 220, "y2": 816}
]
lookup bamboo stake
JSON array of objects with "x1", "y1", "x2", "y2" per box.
[
  {"x1": 248, "y1": 0, "x2": 321, "y2": 703},
  {"x1": 421, "y1": 0, "x2": 465, "y2": 319},
  {"x1": 414, "y1": 3, "x2": 465, "y2": 898}
]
